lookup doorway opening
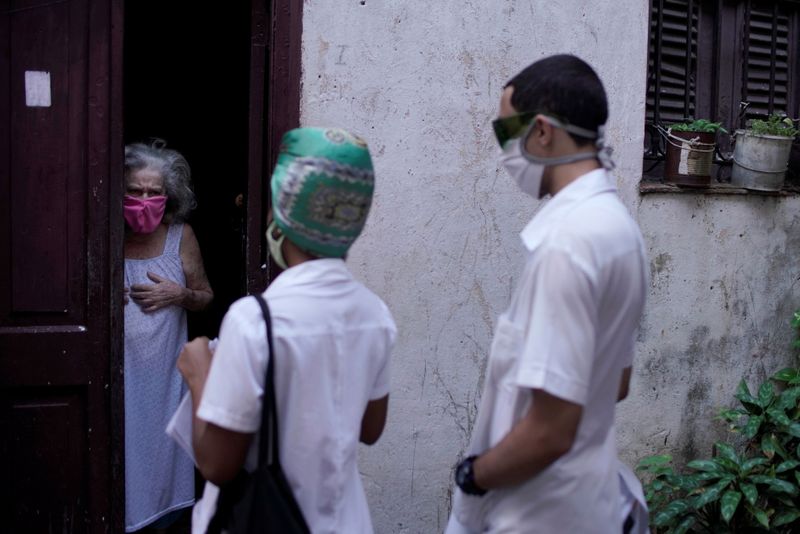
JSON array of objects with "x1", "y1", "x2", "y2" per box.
[{"x1": 124, "y1": 0, "x2": 251, "y2": 338}]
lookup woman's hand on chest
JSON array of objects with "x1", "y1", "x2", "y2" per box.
[{"x1": 129, "y1": 271, "x2": 187, "y2": 312}]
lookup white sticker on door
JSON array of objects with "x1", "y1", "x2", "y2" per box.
[{"x1": 25, "y1": 71, "x2": 52, "y2": 107}]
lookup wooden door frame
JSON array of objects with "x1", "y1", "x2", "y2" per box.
[
  {"x1": 245, "y1": 0, "x2": 303, "y2": 293},
  {"x1": 0, "y1": 0, "x2": 124, "y2": 531},
  {"x1": 107, "y1": 0, "x2": 302, "y2": 525},
  {"x1": 110, "y1": 0, "x2": 125, "y2": 530},
  {"x1": 106, "y1": 0, "x2": 302, "y2": 527}
]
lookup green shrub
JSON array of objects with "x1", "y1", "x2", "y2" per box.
[
  {"x1": 669, "y1": 119, "x2": 728, "y2": 134},
  {"x1": 637, "y1": 311, "x2": 800, "y2": 533},
  {"x1": 748, "y1": 114, "x2": 799, "y2": 138}
]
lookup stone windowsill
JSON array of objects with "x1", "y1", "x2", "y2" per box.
[{"x1": 639, "y1": 181, "x2": 800, "y2": 196}]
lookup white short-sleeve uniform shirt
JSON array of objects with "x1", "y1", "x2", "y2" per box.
[
  {"x1": 448, "y1": 169, "x2": 648, "y2": 533},
  {"x1": 191, "y1": 258, "x2": 396, "y2": 534}
]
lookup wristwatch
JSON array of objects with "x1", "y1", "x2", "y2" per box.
[{"x1": 455, "y1": 455, "x2": 488, "y2": 496}]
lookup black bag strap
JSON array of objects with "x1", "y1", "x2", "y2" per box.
[{"x1": 252, "y1": 293, "x2": 280, "y2": 467}]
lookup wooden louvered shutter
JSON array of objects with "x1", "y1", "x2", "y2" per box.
[
  {"x1": 646, "y1": 0, "x2": 699, "y2": 125},
  {"x1": 741, "y1": 2, "x2": 799, "y2": 121}
]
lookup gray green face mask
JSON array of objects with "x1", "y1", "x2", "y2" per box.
[
  {"x1": 496, "y1": 117, "x2": 598, "y2": 198},
  {"x1": 266, "y1": 220, "x2": 289, "y2": 270}
]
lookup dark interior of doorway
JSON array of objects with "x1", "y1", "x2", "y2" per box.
[{"x1": 124, "y1": 1, "x2": 251, "y2": 339}]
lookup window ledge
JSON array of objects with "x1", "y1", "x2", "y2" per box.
[{"x1": 639, "y1": 181, "x2": 800, "y2": 197}]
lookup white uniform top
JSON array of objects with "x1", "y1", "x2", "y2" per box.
[
  {"x1": 191, "y1": 258, "x2": 396, "y2": 534},
  {"x1": 448, "y1": 169, "x2": 648, "y2": 533}
]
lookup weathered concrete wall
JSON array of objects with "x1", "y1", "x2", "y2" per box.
[
  {"x1": 299, "y1": 1, "x2": 800, "y2": 532},
  {"x1": 619, "y1": 196, "x2": 800, "y2": 466}
]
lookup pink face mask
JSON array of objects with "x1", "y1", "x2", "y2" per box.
[{"x1": 124, "y1": 195, "x2": 167, "y2": 234}]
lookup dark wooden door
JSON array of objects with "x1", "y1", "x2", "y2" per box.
[
  {"x1": 245, "y1": 0, "x2": 302, "y2": 294},
  {"x1": 0, "y1": 0, "x2": 124, "y2": 532}
]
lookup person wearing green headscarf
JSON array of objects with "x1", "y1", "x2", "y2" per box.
[
  {"x1": 179, "y1": 127, "x2": 397, "y2": 534},
  {"x1": 266, "y1": 127, "x2": 376, "y2": 267}
]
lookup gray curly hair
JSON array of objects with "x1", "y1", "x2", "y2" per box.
[{"x1": 124, "y1": 140, "x2": 196, "y2": 222}]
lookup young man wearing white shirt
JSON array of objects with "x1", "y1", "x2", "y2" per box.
[
  {"x1": 446, "y1": 55, "x2": 648, "y2": 533},
  {"x1": 177, "y1": 127, "x2": 396, "y2": 534}
]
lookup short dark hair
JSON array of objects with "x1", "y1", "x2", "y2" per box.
[{"x1": 506, "y1": 54, "x2": 608, "y2": 146}]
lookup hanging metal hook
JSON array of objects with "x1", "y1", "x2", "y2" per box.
[{"x1": 738, "y1": 101, "x2": 750, "y2": 122}]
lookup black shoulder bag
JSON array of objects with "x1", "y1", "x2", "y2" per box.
[{"x1": 206, "y1": 294, "x2": 310, "y2": 534}]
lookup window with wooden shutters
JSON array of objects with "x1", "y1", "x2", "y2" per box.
[
  {"x1": 646, "y1": 0, "x2": 698, "y2": 126},
  {"x1": 643, "y1": 0, "x2": 800, "y2": 184},
  {"x1": 742, "y1": 3, "x2": 794, "y2": 120}
]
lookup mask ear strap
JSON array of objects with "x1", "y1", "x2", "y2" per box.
[
  {"x1": 267, "y1": 230, "x2": 289, "y2": 270},
  {"x1": 268, "y1": 221, "x2": 280, "y2": 237},
  {"x1": 525, "y1": 116, "x2": 616, "y2": 170},
  {"x1": 595, "y1": 125, "x2": 615, "y2": 170},
  {"x1": 545, "y1": 116, "x2": 598, "y2": 140},
  {"x1": 519, "y1": 119, "x2": 596, "y2": 166},
  {"x1": 521, "y1": 149, "x2": 599, "y2": 166}
]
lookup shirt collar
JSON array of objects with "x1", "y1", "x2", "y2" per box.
[
  {"x1": 267, "y1": 257, "x2": 352, "y2": 294},
  {"x1": 519, "y1": 169, "x2": 617, "y2": 252}
]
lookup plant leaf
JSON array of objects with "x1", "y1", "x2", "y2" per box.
[
  {"x1": 749, "y1": 474, "x2": 798, "y2": 495},
  {"x1": 653, "y1": 499, "x2": 691, "y2": 527},
  {"x1": 762, "y1": 433, "x2": 778, "y2": 460},
  {"x1": 693, "y1": 478, "x2": 732, "y2": 508},
  {"x1": 747, "y1": 503, "x2": 770, "y2": 528},
  {"x1": 740, "y1": 482, "x2": 758, "y2": 505},
  {"x1": 743, "y1": 415, "x2": 764, "y2": 439},
  {"x1": 714, "y1": 457, "x2": 741, "y2": 473},
  {"x1": 776, "y1": 459, "x2": 800, "y2": 473},
  {"x1": 636, "y1": 455, "x2": 672, "y2": 470},
  {"x1": 773, "y1": 368, "x2": 799, "y2": 382},
  {"x1": 778, "y1": 387, "x2": 800, "y2": 411},
  {"x1": 759, "y1": 381, "x2": 775, "y2": 407},
  {"x1": 741, "y1": 457, "x2": 770, "y2": 474},
  {"x1": 766, "y1": 406, "x2": 792, "y2": 427},
  {"x1": 673, "y1": 514, "x2": 696, "y2": 534},
  {"x1": 715, "y1": 442, "x2": 740, "y2": 466},
  {"x1": 786, "y1": 423, "x2": 800, "y2": 438},
  {"x1": 775, "y1": 494, "x2": 797, "y2": 508},
  {"x1": 687, "y1": 460, "x2": 723, "y2": 473},
  {"x1": 736, "y1": 379, "x2": 754, "y2": 399},
  {"x1": 674, "y1": 474, "x2": 702, "y2": 490},
  {"x1": 695, "y1": 471, "x2": 722, "y2": 482},
  {"x1": 717, "y1": 408, "x2": 746, "y2": 422},
  {"x1": 720, "y1": 490, "x2": 742, "y2": 523},
  {"x1": 773, "y1": 508, "x2": 800, "y2": 527},
  {"x1": 736, "y1": 379, "x2": 761, "y2": 413}
]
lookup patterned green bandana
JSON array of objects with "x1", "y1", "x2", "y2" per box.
[{"x1": 270, "y1": 127, "x2": 375, "y2": 258}]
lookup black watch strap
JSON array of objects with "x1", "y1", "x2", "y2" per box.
[{"x1": 456, "y1": 455, "x2": 488, "y2": 496}]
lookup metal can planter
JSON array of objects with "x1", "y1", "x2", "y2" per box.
[
  {"x1": 663, "y1": 130, "x2": 716, "y2": 187},
  {"x1": 731, "y1": 130, "x2": 794, "y2": 191}
]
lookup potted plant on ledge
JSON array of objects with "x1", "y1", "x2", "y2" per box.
[
  {"x1": 662, "y1": 119, "x2": 727, "y2": 188},
  {"x1": 732, "y1": 114, "x2": 799, "y2": 192}
]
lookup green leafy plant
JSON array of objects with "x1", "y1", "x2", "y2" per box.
[
  {"x1": 748, "y1": 114, "x2": 799, "y2": 138},
  {"x1": 793, "y1": 311, "x2": 800, "y2": 351},
  {"x1": 638, "y1": 310, "x2": 800, "y2": 532},
  {"x1": 669, "y1": 119, "x2": 728, "y2": 134}
]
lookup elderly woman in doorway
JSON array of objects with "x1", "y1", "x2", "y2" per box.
[{"x1": 124, "y1": 140, "x2": 213, "y2": 533}]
